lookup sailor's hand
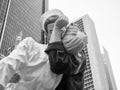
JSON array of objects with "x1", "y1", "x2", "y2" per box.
[
  {"x1": 54, "y1": 16, "x2": 69, "y2": 30},
  {"x1": 83, "y1": 34, "x2": 88, "y2": 45},
  {"x1": 77, "y1": 31, "x2": 88, "y2": 45}
]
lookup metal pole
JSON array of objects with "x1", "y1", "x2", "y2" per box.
[{"x1": 0, "y1": 0, "x2": 11, "y2": 49}]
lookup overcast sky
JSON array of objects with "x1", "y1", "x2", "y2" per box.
[{"x1": 49, "y1": 0, "x2": 120, "y2": 89}]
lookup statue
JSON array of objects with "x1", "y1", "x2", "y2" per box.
[{"x1": 0, "y1": 9, "x2": 87, "y2": 90}]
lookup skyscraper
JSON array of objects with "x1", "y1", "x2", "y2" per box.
[
  {"x1": 72, "y1": 15, "x2": 115, "y2": 90},
  {"x1": 0, "y1": 0, "x2": 48, "y2": 56},
  {"x1": 102, "y1": 47, "x2": 117, "y2": 90}
]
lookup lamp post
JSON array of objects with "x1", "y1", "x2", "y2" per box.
[{"x1": 15, "y1": 31, "x2": 23, "y2": 48}]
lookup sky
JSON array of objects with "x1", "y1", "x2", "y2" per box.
[{"x1": 49, "y1": 0, "x2": 120, "y2": 89}]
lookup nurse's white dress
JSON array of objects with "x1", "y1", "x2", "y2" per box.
[{"x1": 0, "y1": 37, "x2": 62, "y2": 90}]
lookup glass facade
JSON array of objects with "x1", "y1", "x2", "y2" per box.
[{"x1": 0, "y1": 0, "x2": 48, "y2": 56}]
